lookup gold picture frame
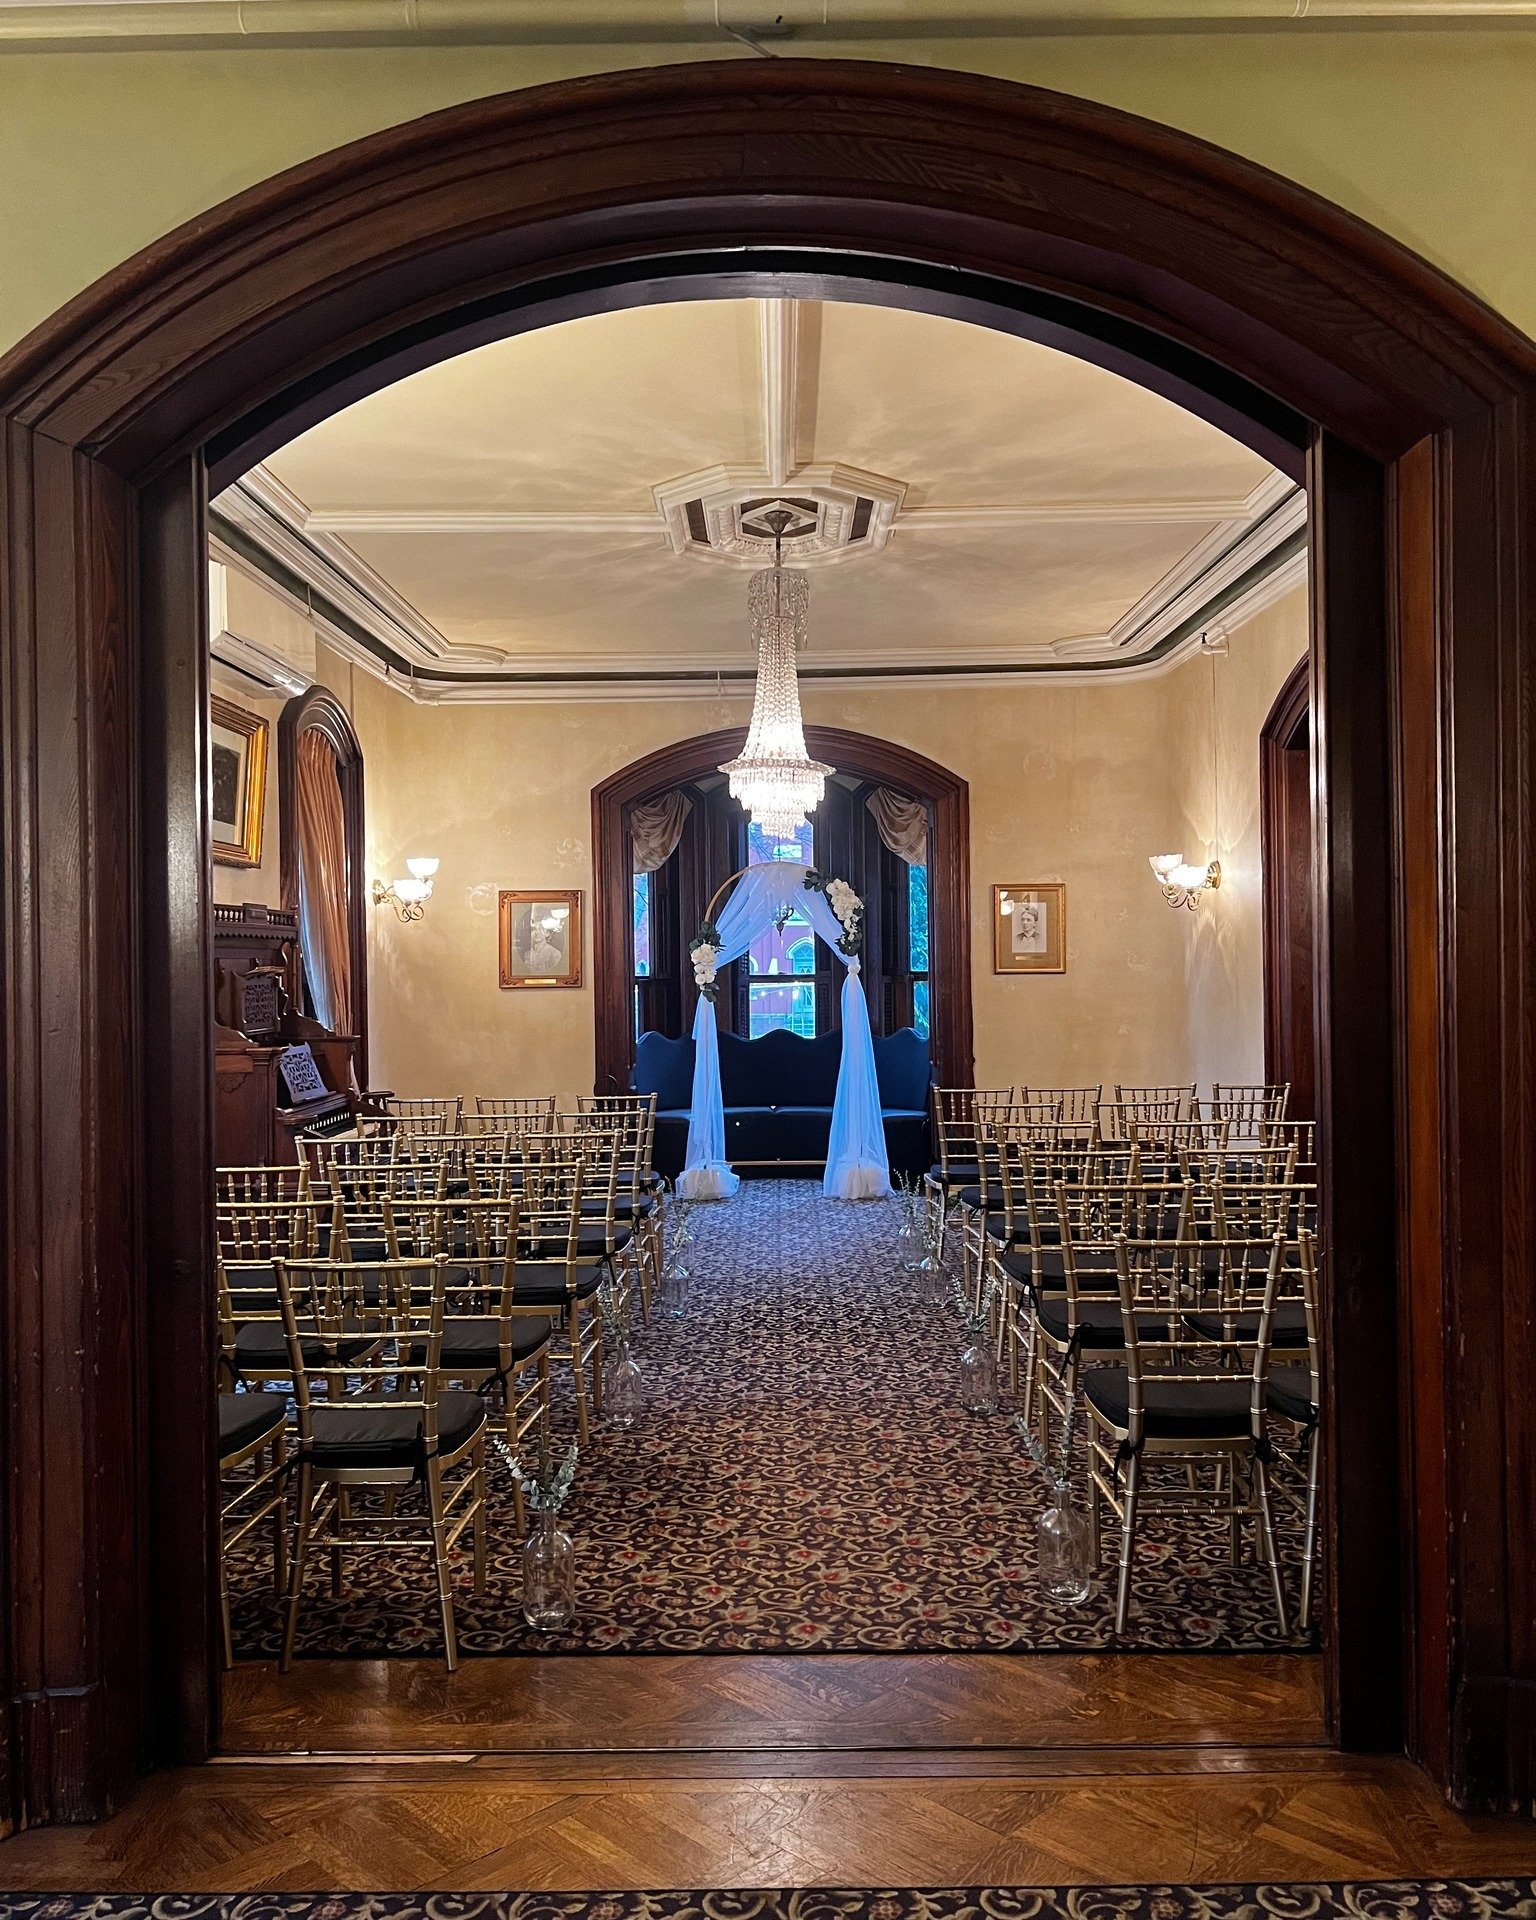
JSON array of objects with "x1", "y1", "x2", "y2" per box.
[
  {"x1": 499, "y1": 889, "x2": 583, "y2": 988},
  {"x1": 993, "y1": 883, "x2": 1066, "y2": 974},
  {"x1": 209, "y1": 695, "x2": 269, "y2": 868}
]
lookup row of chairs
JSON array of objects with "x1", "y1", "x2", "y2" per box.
[
  {"x1": 216, "y1": 1094, "x2": 664, "y2": 1669},
  {"x1": 930, "y1": 1085, "x2": 1321, "y2": 1637}
]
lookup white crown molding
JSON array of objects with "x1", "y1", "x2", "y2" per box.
[{"x1": 217, "y1": 460, "x2": 1305, "y2": 701}]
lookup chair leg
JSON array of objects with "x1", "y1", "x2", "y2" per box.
[
  {"x1": 1114, "y1": 1453, "x2": 1141, "y2": 1637},
  {"x1": 1254, "y1": 1452, "x2": 1290, "y2": 1636},
  {"x1": 280, "y1": 1460, "x2": 314, "y2": 1673},
  {"x1": 271, "y1": 1431, "x2": 290, "y2": 1597},
  {"x1": 472, "y1": 1441, "x2": 487, "y2": 1596},
  {"x1": 569, "y1": 1301, "x2": 590, "y2": 1444},
  {"x1": 1300, "y1": 1436, "x2": 1321, "y2": 1631},
  {"x1": 425, "y1": 1458, "x2": 459, "y2": 1672},
  {"x1": 219, "y1": 1507, "x2": 234, "y2": 1672}
]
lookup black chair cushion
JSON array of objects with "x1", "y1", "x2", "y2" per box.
[
  {"x1": 309, "y1": 1388, "x2": 487, "y2": 1468},
  {"x1": 234, "y1": 1322, "x2": 376, "y2": 1372},
  {"x1": 927, "y1": 1161, "x2": 980, "y2": 1187},
  {"x1": 1084, "y1": 1367, "x2": 1254, "y2": 1439},
  {"x1": 575, "y1": 1223, "x2": 633, "y2": 1256},
  {"x1": 218, "y1": 1389, "x2": 287, "y2": 1459},
  {"x1": 439, "y1": 1313, "x2": 556, "y2": 1373},
  {"x1": 509, "y1": 1261, "x2": 605, "y2": 1306},
  {"x1": 1266, "y1": 1363, "x2": 1316, "y2": 1425}
]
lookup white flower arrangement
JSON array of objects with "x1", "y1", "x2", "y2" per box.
[
  {"x1": 689, "y1": 922, "x2": 722, "y2": 1002},
  {"x1": 805, "y1": 869, "x2": 865, "y2": 956}
]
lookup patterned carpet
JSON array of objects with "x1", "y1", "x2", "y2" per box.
[
  {"x1": 229, "y1": 1181, "x2": 1317, "y2": 1659},
  {"x1": 4, "y1": 1890, "x2": 1533, "y2": 1920}
]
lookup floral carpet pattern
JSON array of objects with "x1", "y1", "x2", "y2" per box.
[
  {"x1": 229, "y1": 1181, "x2": 1316, "y2": 1658},
  {"x1": 4, "y1": 1889, "x2": 1533, "y2": 1920}
]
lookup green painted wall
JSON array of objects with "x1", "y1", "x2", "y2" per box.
[{"x1": 2, "y1": 31, "x2": 1534, "y2": 358}]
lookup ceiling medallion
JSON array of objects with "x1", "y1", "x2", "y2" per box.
[{"x1": 653, "y1": 461, "x2": 906, "y2": 567}]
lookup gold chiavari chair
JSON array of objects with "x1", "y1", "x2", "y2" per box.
[
  {"x1": 429, "y1": 1191, "x2": 556, "y2": 1531},
  {"x1": 275, "y1": 1254, "x2": 489, "y2": 1672},
  {"x1": 1088, "y1": 1229, "x2": 1291, "y2": 1636},
  {"x1": 1265, "y1": 1227, "x2": 1323, "y2": 1629},
  {"x1": 217, "y1": 1387, "x2": 289, "y2": 1668},
  {"x1": 216, "y1": 1193, "x2": 343, "y2": 1386},
  {"x1": 511, "y1": 1151, "x2": 606, "y2": 1443},
  {"x1": 924, "y1": 1086, "x2": 1011, "y2": 1261},
  {"x1": 300, "y1": 1130, "x2": 397, "y2": 1202},
  {"x1": 575, "y1": 1094, "x2": 663, "y2": 1317},
  {"x1": 1181, "y1": 1183, "x2": 1310, "y2": 1357},
  {"x1": 1129, "y1": 1116, "x2": 1231, "y2": 1186},
  {"x1": 957, "y1": 1099, "x2": 1061, "y2": 1314},
  {"x1": 1025, "y1": 1179, "x2": 1194, "y2": 1448},
  {"x1": 384, "y1": 1095, "x2": 464, "y2": 1136}
]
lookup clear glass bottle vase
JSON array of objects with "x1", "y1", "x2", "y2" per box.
[
  {"x1": 521, "y1": 1507, "x2": 576, "y2": 1632},
  {"x1": 958, "y1": 1333, "x2": 999, "y2": 1415},
  {"x1": 603, "y1": 1337, "x2": 644, "y2": 1430},
  {"x1": 1038, "y1": 1499, "x2": 1093, "y2": 1604}
]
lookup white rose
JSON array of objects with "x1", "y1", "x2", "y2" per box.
[{"x1": 692, "y1": 942, "x2": 717, "y2": 968}]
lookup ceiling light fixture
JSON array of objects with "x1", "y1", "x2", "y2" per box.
[{"x1": 720, "y1": 514, "x2": 834, "y2": 836}]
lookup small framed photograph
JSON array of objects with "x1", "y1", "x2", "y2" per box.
[
  {"x1": 209, "y1": 695, "x2": 269, "y2": 868},
  {"x1": 499, "y1": 889, "x2": 582, "y2": 988},
  {"x1": 994, "y1": 883, "x2": 1066, "y2": 974}
]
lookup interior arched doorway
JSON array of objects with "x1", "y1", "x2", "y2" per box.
[
  {"x1": 2, "y1": 60, "x2": 1532, "y2": 1821},
  {"x1": 1260, "y1": 659, "x2": 1316, "y2": 1128},
  {"x1": 593, "y1": 728, "x2": 972, "y2": 1098}
]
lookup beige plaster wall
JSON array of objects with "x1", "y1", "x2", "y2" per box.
[
  {"x1": 2, "y1": 33, "x2": 1536, "y2": 363},
  {"x1": 1162, "y1": 586, "x2": 1310, "y2": 1089},
  {"x1": 349, "y1": 669, "x2": 1281, "y2": 1104}
]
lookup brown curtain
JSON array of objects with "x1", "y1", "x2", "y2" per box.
[
  {"x1": 295, "y1": 728, "x2": 354, "y2": 1034},
  {"x1": 866, "y1": 787, "x2": 929, "y2": 865},
  {"x1": 630, "y1": 788, "x2": 692, "y2": 873}
]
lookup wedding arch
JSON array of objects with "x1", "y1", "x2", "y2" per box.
[{"x1": 680, "y1": 863, "x2": 890, "y2": 1201}]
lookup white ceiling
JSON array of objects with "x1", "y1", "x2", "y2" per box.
[{"x1": 218, "y1": 298, "x2": 1296, "y2": 692}]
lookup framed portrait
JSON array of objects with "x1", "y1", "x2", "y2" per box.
[
  {"x1": 209, "y1": 695, "x2": 269, "y2": 868},
  {"x1": 993, "y1": 883, "x2": 1066, "y2": 974},
  {"x1": 499, "y1": 889, "x2": 582, "y2": 988}
]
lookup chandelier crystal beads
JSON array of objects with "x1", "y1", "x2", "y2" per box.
[{"x1": 720, "y1": 559, "x2": 834, "y2": 836}]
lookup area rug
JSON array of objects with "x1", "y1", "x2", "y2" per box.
[
  {"x1": 3, "y1": 1888, "x2": 1532, "y2": 1919},
  {"x1": 229, "y1": 1181, "x2": 1318, "y2": 1659}
]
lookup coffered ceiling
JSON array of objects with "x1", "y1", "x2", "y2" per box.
[{"x1": 212, "y1": 298, "x2": 1304, "y2": 702}]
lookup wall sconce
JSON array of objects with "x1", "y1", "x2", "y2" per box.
[
  {"x1": 1149, "y1": 852, "x2": 1221, "y2": 910},
  {"x1": 372, "y1": 856, "x2": 439, "y2": 922}
]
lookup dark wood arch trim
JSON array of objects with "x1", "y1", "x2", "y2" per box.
[
  {"x1": 277, "y1": 687, "x2": 369, "y2": 1083},
  {"x1": 0, "y1": 60, "x2": 1531, "y2": 1820},
  {"x1": 592, "y1": 727, "x2": 972, "y2": 1097},
  {"x1": 1259, "y1": 657, "x2": 1316, "y2": 1125}
]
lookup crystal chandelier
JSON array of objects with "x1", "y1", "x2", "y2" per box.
[{"x1": 720, "y1": 518, "x2": 833, "y2": 836}]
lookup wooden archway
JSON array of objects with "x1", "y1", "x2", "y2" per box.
[
  {"x1": 592, "y1": 727, "x2": 972, "y2": 1097},
  {"x1": 1260, "y1": 659, "x2": 1315, "y2": 1127},
  {"x1": 1, "y1": 60, "x2": 1533, "y2": 1819},
  {"x1": 277, "y1": 687, "x2": 370, "y2": 1083}
]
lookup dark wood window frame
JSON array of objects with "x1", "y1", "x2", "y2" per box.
[
  {"x1": 277, "y1": 686, "x2": 370, "y2": 1085},
  {"x1": 2, "y1": 60, "x2": 1534, "y2": 1819},
  {"x1": 1260, "y1": 657, "x2": 1315, "y2": 1125},
  {"x1": 593, "y1": 728, "x2": 972, "y2": 1098}
]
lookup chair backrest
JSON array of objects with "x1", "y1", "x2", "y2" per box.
[
  {"x1": 385, "y1": 1095, "x2": 464, "y2": 1132},
  {"x1": 1053, "y1": 1181, "x2": 1193, "y2": 1319},
  {"x1": 931, "y1": 1086, "x2": 1011, "y2": 1177},
  {"x1": 216, "y1": 1193, "x2": 330, "y2": 1264},
  {"x1": 574, "y1": 1094, "x2": 657, "y2": 1187},
  {"x1": 217, "y1": 1164, "x2": 311, "y2": 1205},
  {"x1": 1112, "y1": 1084, "x2": 1197, "y2": 1125},
  {"x1": 975, "y1": 1100, "x2": 1064, "y2": 1214},
  {"x1": 276, "y1": 1255, "x2": 446, "y2": 1455},
  {"x1": 1111, "y1": 1231, "x2": 1287, "y2": 1446},
  {"x1": 476, "y1": 1094, "x2": 558, "y2": 1122},
  {"x1": 1295, "y1": 1228, "x2": 1323, "y2": 1409},
  {"x1": 300, "y1": 1131, "x2": 397, "y2": 1197},
  {"x1": 1020, "y1": 1085, "x2": 1103, "y2": 1126},
  {"x1": 1205, "y1": 1082, "x2": 1290, "y2": 1136}
]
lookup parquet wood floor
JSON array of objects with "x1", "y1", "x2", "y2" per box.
[
  {"x1": 4, "y1": 1748, "x2": 1531, "y2": 1891},
  {"x1": 221, "y1": 1652, "x2": 1327, "y2": 1755}
]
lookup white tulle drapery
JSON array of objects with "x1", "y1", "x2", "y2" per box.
[{"x1": 678, "y1": 862, "x2": 893, "y2": 1203}]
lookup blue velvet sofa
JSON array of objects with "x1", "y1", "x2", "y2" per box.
[{"x1": 632, "y1": 1025, "x2": 932, "y2": 1180}]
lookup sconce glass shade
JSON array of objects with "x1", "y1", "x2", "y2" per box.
[
  {"x1": 1148, "y1": 854, "x2": 1183, "y2": 881},
  {"x1": 406, "y1": 856, "x2": 440, "y2": 881},
  {"x1": 393, "y1": 875, "x2": 431, "y2": 904},
  {"x1": 1149, "y1": 853, "x2": 1221, "y2": 909}
]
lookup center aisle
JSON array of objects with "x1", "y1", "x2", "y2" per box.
[{"x1": 232, "y1": 1181, "x2": 1303, "y2": 1658}]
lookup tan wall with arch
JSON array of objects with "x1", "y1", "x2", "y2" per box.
[{"x1": 337, "y1": 585, "x2": 1306, "y2": 1104}]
